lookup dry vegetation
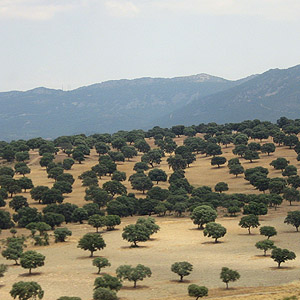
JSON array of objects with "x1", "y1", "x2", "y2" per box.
[{"x1": 1, "y1": 135, "x2": 300, "y2": 300}]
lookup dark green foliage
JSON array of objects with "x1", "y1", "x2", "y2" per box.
[
  {"x1": 133, "y1": 162, "x2": 149, "y2": 172},
  {"x1": 243, "y1": 202, "x2": 268, "y2": 216},
  {"x1": 41, "y1": 188, "x2": 64, "y2": 204},
  {"x1": 271, "y1": 247, "x2": 296, "y2": 268},
  {"x1": 171, "y1": 261, "x2": 193, "y2": 282},
  {"x1": 88, "y1": 215, "x2": 106, "y2": 232},
  {"x1": 141, "y1": 149, "x2": 163, "y2": 168},
  {"x1": 10, "y1": 281, "x2": 44, "y2": 300},
  {"x1": 54, "y1": 228, "x2": 72, "y2": 242},
  {"x1": 269, "y1": 177, "x2": 286, "y2": 194},
  {"x1": 261, "y1": 143, "x2": 276, "y2": 155},
  {"x1": 104, "y1": 215, "x2": 121, "y2": 230},
  {"x1": 62, "y1": 158, "x2": 75, "y2": 170},
  {"x1": 188, "y1": 284, "x2": 208, "y2": 299},
  {"x1": 116, "y1": 264, "x2": 152, "y2": 288},
  {"x1": 94, "y1": 274, "x2": 122, "y2": 291},
  {"x1": 220, "y1": 267, "x2": 240, "y2": 289},
  {"x1": 148, "y1": 168, "x2": 167, "y2": 184},
  {"x1": 239, "y1": 214, "x2": 260, "y2": 234},
  {"x1": 0, "y1": 210, "x2": 13, "y2": 229},
  {"x1": 13, "y1": 207, "x2": 42, "y2": 228},
  {"x1": 131, "y1": 176, "x2": 153, "y2": 194},
  {"x1": 191, "y1": 205, "x2": 217, "y2": 229},
  {"x1": 260, "y1": 226, "x2": 277, "y2": 239},
  {"x1": 211, "y1": 156, "x2": 227, "y2": 168},
  {"x1": 57, "y1": 173, "x2": 75, "y2": 185},
  {"x1": 214, "y1": 182, "x2": 228, "y2": 193},
  {"x1": 103, "y1": 180, "x2": 127, "y2": 197},
  {"x1": 30, "y1": 186, "x2": 49, "y2": 203},
  {"x1": 283, "y1": 187, "x2": 300, "y2": 205},
  {"x1": 122, "y1": 224, "x2": 151, "y2": 247},
  {"x1": 53, "y1": 181, "x2": 72, "y2": 194},
  {"x1": 77, "y1": 233, "x2": 106, "y2": 257},
  {"x1": 282, "y1": 165, "x2": 297, "y2": 177},
  {"x1": 111, "y1": 171, "x2": 126, "y2": 182},
  {"x1": 93, "y1": 288, "x2": 117, "y2": 300},
  {"x1": 9, "y1": 196, "x2": 28, "y2": 211},
  {"x1": 287, "y1": 175, "x2": 300, "y2": 189},
  {"x1": 72, "y1": 208, "x2": 88, "y2": 224},
  {"x1": 255, "y1": 240, "x2": 275, "y2": 256},
  {"x1": 203, "y1": 222, "x2": 227, "y2": 243},
  {"x1": 43, "y1": 212, "x2": 65, "y2": 229},
  {"x1": 284, "y1": 211, "x2": 300, "y2": 231},
  {"x1": 93, "y1": 257, "x2": 111, "y2": 274},
  {"x1": 20, "y1": 250, "x2": 45, "y2": 274}
]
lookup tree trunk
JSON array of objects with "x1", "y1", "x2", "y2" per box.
[
  {"x1": 215, "y1": 238, "x2": 218, "y2": 243},
  {"x1": 90, "y1": 250, "x2": 94, "y2": 257},
  {"x1": 134, "y1": 281, "x2": 137, "y2": 288},
  {"x1": 226, "y1": 282, "x2": 229, "y2": 289},
  {"x1": 180, "y1": 275, "x2": 183, "y2": 282},
  {"x1": 248, "y1": 227, "x2": 251, "y2": 234},
  {"x1": 278, "y1": 262, "x2": 281, "y2": 268},
  {"x1": 29, "y1": 268, "x2": 32, "y2": 274}
]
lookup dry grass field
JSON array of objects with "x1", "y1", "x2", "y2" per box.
[{"x1": 1, "y1": 135, "x2": 300, "y2": 300}]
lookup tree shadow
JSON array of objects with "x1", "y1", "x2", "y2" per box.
[
  {"x1": 201, "y1": 240, "x2": 225, "y2": 245},
  {"x1": 120, "y1": 245, "x2": 150, "y2": 250},
  {"x1": 19, "y1": 272, "x2": 43, "y2": 277},
  {"x1": 76, "y1": 255, "x2": 102, "y2": 260},
  {"x1": 269, "y1": 266, "x2": 297, "y2": 270},
  {"x1": 121, "y1": 285, "x2": 149, "y2": 290},
  {"x1": 169, "y1": 279, "x2": 193, "y2": 284}
]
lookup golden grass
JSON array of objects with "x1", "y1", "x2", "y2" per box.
[{"x1": 1, "y1": 135, "x2": 300, "y2": 300}]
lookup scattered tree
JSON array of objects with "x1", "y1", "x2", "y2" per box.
[{"x1": 171, "y1": 261, "x2": 193, "y2": 282}]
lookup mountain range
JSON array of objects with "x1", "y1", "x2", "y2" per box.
[{"x1": 0, "y1": 64, "x2": 299, "y2": 140}]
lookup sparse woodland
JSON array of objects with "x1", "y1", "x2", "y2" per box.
[{"x1": 1, "y1": 117, "x2": 300, "y2": 299}]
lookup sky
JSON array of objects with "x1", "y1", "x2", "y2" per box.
[{"x1": 1, "y1": 0, "x2": 300, "y2": 92}]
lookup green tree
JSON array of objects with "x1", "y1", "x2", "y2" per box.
[
  {"x1": 103, "y1": 180, "x2": 127, "y2": 197},
  {"x1": 2, "y1": 240, "x2": 24, "y2": 265},
  {"x1": 255, "y1": 240, "x2": 275, "y2": 256},
  {"x1": 214, "y1": 182, "x2": 228, "y2": 193},
  {"x1": 88, "y1": 215, "x2": 106, "y2": 232},
  {"x1": 72, "y1": 150, "x2": 85, "y2": 164},
  {"x1": 284, "y1": 211, "x2": 300, "y2": 231},
  {"x1": 111, "y1": 171, "x2": 126, "y2": 182},
  {"x1": 77, "y1": 233, "x2": 106, "y2": 257},
  {"x1": 10, "y1": 281, "x2": 44, "y2": 300},
  {"x1": 43, "y1": 212, "x2": 65, "y2": 229},
  {"x1": 93, "y1": 288, "x2": 117, "y2": 300},
  {"x1": 171, "y1": 261, "x2": 193, "y2": 282},
  {"x1": 116, "y1": 264, "x2": 152, "y2": 288},
  {"x1": 229, "y1": 164, "x2": 244, "y2": 177},
  {"x1": 211, "y1": 156, "x2": 227, "y2": 168},
  {"x1": 203, "y1": 222, "x2": 227, "y2": 243},
  {"x1": 239, "y1": 214, "x2": 260, "y2": 234},
  {"x1": 136, "y1": 217, "x2": 160, "y2": 236},
  {"x1": 244, "y1": 150, "x2": 259, "y2": 163},
  {"x1": 30, "y1": 186, "x2": 49, "y2": 204},
  {"x1": 148, "y1": 168, "x2": 167, "y2": 184},
  {"x1": 131, "y1": 176, "x2": 153, "y2": 194},
  {"x1": 271, "y1": 247, "x2": 296, "y2": 268},
  {"x1": 191, "y1": 205, "x2": 217, "y2": 229},
  {"x1": 133, "y1": 162, "x2": 149, "y2": 172},
  {"x1": 122, "y1": 224, "x2": 151, "y2": 247},
  {"x1": 9, "y1": 195, "x2": 28, "y2": 212},
  {"x1": 220, "y1": 267, "x2": 240, "y2": 289},
  {"x1": 53, "y1": 181, "x2": 72, "y2": 194},
  {"x1": 94, "y1": 274, "x2": 122, "y2": 291},
  {"x1": 141, "y1": 149, "x2": 163, "y2": 168},
  {"x1": 15, "y1": 151, "x2": 30, "y2": 162},
  {"x1": 105, "y1": 215, "x2": 121, "y2": 230},
  {"x1": 269, "y1": 178, "x2": 286, "y2": 194},
  {"x1": 20, "y1": 250, "x2": 45, "y2": 274},
  {"x1": 282, "y1": 165, "x2": 297, "y2": 177},
  {"x1": 188, "y1": 284, "x2": 208, "y2": 299},
  {"x1": 270, "y1": 157, "x2": 289, "y2": 171},
  {"x1": 283, "y1": 187, "x2": 300, "y2": 206},
  {"x1": 261, "y1": 143, "x2": 276, "y2": 155},
  {"x1": 54, "y1": 228, "x2": 72, "y2": 242},
  {"x1": 243, "y1": 202, "x2": 268, "y2": 216},
  {"x1": 121, "y1": 146, "x2": 138, "y2": 161},
  {"x1": 62, "y1": 158, "x2": 75, "y2": 170},
  {"x1": 71, "y1": 208, "x2": 88, "y2": 224},
  {"x1": 93, "y1": 257, "x2": 111, "y2": 274},
  {"x1": 18, "y1": 177, "x2": 34, "y2": 192},
  {"x1": 260, "y1": 226, "x2": 277, "y2": 239},
  {"x1": 0, "y1": 264, "x2": 8, "y2": 277}
]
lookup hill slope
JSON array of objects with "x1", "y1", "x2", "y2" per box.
[
  {"x1": 0, "y1": 75, "x2": 243, "y2": 140},
  {"x1": 160, "y1": 64, "x2": 300, "y2": 126}
]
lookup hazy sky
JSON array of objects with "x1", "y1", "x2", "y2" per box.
[{"x1": 1, "y1": 0, "x2": 300, "y2": 91}]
